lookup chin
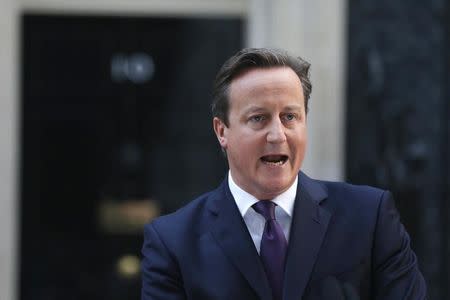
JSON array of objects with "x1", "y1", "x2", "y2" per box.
[{"x1": 261, "y1": 181, "x2": 290, "y2": 197}]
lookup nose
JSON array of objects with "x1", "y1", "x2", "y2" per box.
[{"x1": 266, "y1": 119, "x2": 287, "y2": 143}]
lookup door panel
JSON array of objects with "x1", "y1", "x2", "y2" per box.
[
  {"x1": 20, "y1": 14, "x2": 242, "y2": 300},
  {"x1": 346, "y1": 1, "x2": 449, "y2": 298}
]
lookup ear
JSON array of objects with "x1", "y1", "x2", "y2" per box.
[{"x1": 213, "y1": 117, "x2": 228, "y2": 149}]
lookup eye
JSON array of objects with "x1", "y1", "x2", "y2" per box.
[
  {"x1": 249, "y1": 115, "x2": 265, "y2": 123},
  {"x1": 284, "y1": 113, "x2": 297, "y2": 121}
]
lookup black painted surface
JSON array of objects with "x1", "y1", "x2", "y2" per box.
[
  {"x1": 20, "y1": 15, "x2": 242, "y2": 300},
  {"x1": 346, "y1": 1, "x2": 449, "y2": 298}
]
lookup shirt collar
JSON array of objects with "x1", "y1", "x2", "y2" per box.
[{"x1": 228, "y1": 170, "x2": 297, "y2": 217}]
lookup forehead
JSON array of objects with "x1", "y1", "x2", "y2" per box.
[{"x1": 228, "y1": 67, "x2": 304, "y2": 109}]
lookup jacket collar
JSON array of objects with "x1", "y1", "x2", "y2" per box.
[
  {"x1": 207, "y1": 172, "x2": 331, "y2": 300},
  {"x1": 283, "y1": 171, "x2": 331, "y2": 300}
]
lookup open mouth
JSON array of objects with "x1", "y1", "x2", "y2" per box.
[{"x1": 260, "y1": 155, "x2": 288, "y2": 166}]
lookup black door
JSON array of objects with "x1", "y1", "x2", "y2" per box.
[
  {"x1": 20, "y1": 14, "x2": 242, "y2": 300},
  {"x1": 346, "y1": 1, "x2": 449, "y2": 299}
]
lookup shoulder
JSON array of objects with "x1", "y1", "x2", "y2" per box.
[
  {"x1": 319, "y1": 179, "x2": 385, "y2": 199},
  {"x1": 299, "y1": 171, "x2": 386, "y2": 204},
  {"x1": 301, "y1": 174, "x2": 391, "y2": 227},
  {"x1": 316, "y1": 178, "x2": 388, "y2": 210}
]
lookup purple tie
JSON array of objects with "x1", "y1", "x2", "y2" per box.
[{"x1": 253, "y1": 201, "x2": 288, "y2": 300}]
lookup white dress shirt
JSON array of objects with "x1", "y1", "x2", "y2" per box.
[{"x1": 228, "y1": 171, "x2": 297, "y2": 254}]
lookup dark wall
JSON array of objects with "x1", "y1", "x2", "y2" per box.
[
  {"x1": 346, "y1": 1, "x2": 449, "y2": 299},
  {"x1": 20, "y1": 14, "x2": 242, "y2": 300}
]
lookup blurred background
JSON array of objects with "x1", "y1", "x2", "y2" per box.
[{"x1": 0, "y1": 0, "x2": 448, "y2": 299}]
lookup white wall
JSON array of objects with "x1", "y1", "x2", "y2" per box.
[
  {"x1": 19, "y1": 0, "x2": 247, "y2": 16},
  {"x1": 0, "y1": 0, "x2": 18, "y2": 299},
  {"x1": 248, "y1": 0, "x2": 346, "y2": 180}
]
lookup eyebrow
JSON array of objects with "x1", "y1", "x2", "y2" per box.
[
  {"x1": 283, "y1": 105, "x2": 303, "y2": 111},
  {"x1": 242, "y1": 106, "x2": 266, "y2": 115},
  {"x1": 242, "y1": 104, "x2": 304, "y2": 115}
]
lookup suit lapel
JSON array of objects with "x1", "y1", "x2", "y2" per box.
[
  {"x1": 283, "y1": 172, "x2": 332, "y2": 300},
  {"x1": 208, "y1": 180, "x2": 272, "y2": 300}
]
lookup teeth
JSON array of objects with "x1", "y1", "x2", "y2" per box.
[{"x1": 263, "y1": 160, "x2": 285, "y2": 166}]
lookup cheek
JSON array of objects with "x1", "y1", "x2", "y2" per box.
[
  {"x1": 290, "y1": 132, "x2": 307, "y2": 155},
  {"x1": 298, "y1": 136, "x2": 307, "y2": 160},
  {"x1": 231, "y1": 137, "x2": 259, "y2": 160}
]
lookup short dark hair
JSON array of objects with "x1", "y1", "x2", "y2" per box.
[{"x1": 212, "y1": 48, "x2": 312, "y2": 126}]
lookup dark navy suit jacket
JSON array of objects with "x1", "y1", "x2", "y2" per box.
[{"x1": 141, "y1": 172, "x2": 426, "y2": 299}]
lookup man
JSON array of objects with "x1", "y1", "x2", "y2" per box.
[{"x1": 141, "y1": 48, "x2": 427, "y2": 299}]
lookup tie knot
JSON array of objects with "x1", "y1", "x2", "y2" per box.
[{"x1": 252, "y1": 201, "x2": 276, "y2": 221}]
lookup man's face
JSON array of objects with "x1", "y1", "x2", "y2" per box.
[{"x1": 213, "y1": 67, "x2": 307, "y2": 200}]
